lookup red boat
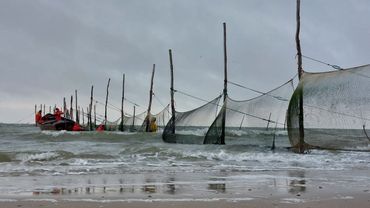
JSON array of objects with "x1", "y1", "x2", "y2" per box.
[{"x1": 37, "y1": 113, "x2": 75, "y2": 131}]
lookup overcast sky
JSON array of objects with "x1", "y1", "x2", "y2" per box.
[{"x1": 0, "y1": 0, "x2": 369, "y2": 123}]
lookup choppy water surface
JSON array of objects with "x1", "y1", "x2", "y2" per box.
[{"x1": 0, "y1": 124, "x2": 369, "y2": 200}]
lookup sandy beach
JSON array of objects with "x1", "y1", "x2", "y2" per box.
[
  {"x1": 0, "y1": 191, "x2": 369, "y2": 208},
  {"x1": 1, "y1": 169, "x2": 369, "y2": 208}
]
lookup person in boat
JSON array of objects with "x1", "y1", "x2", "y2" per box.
[
  {"x1": 35, "y1": 110, "x2": 43, "y2": 124},
  {"x1": 149, "y1": 117, "x2": 157, "y2": 132},
  {"x1": 54, "y1": 108, "x2": 64, "y2": 121}
]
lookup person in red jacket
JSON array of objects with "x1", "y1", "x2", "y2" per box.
[
  {"x1": 35, "y1": 110, "x2": 43, "y2": 124},
  {"x1": 54, "y1": 108, "x2": 64, "y2": 121}
]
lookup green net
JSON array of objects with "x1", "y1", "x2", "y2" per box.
[
  {"x1": 122, "y1": 110, "x2": 147, "y2": 131},
  {"x1": 204, "y1": 80, "x2": 294, "y2": 144},
  {"x1": 140, "y1": 104, "x2": 171, "y2": 132},
  {"x1": 162, "y1": 95, "x2": 222, "y2": 144},
  {"x1": 288, "y1": 65, "x2": 370, "y2": 151}
]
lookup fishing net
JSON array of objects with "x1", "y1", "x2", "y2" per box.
[
  {"x1": 288, "y1": 65, "x2": 370, "y2": 151},
  {"x1": 122, "y1": 110, "x2": 147, "y2": 131},
  {"x1": 153, "y1": 104, "x2": 171, "y2": 128},
  {"x1": 140, "y1": 104, "x2": 171, "y2": 132},
  {"x1": 204, "y1": 80, "x2": 294, "y2": 144},
  {"x1": 162, "y1": 95, "x2": 222, "y2": 144},
  {"x1": 105, "y1": 118, "x2": 121, "y2": 131}
]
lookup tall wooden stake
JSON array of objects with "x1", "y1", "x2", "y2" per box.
[
  {"x1": 70, "y1": 95, "x2": 74, "y2": 120},
  {"x1": 220, "y1": 22, "x2": 228, "y2": 145},
  {"x1": 104, "y1": 78, "x2": 111, "y2": 127},
  {"x1": 146, "y1": 64, "x2": 156, "y2": 132},
  {"x1": 82, "y1": 108, "x2": 85, "y2": 126},
  {"x1": 89, "y1": 85, "x2": 94, "y2": 131},
  {"x1": 75, "y1": 90, "x2": 79, "y2": 124},
  {"x1": 34, "y1": 104, "x2": 37, "y2": 126},
  {"x1": 94, "y1": 102, "x2": 96, "y2": 128},
  {"x1": 295, "y1": 0, "x2": 305, "y2": 153},
  {"x1": 120, "y1": 74, "x2": 125, "y2": 131},
  {"x1": 132, "y1": 105, "x2": 136, "y2": 129},
  {"x1": 169, "y1": 49, "x2": 176, "y2": 134},
  {"x1": 63, "y1": 97, "x2": 66, "y2": 116}
]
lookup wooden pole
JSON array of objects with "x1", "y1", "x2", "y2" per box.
[
  {"x1": 94, "y1": 102, "x2": 97, "y2": 128},
  {"x1": 63, "y1": 97, "x2": 66, "y2": 115},
  {"x1": 34, "y1": 104, "x2": 37, "y2": 126},
  {"x1": 169, "y1": 49, "x2": 176, "y2": 134},
  {"x1": 146, "y1": 64, "x2": 156, "y2": 132},
  {"x1": 49, "y1": 106, "x2": 51, "y2": 114},
  {"x1": 82, "y1": 108, "x2": 85, "y2": 126},
  {"x1": 266, "y1": 112, "x2": 272, "y2": 131},
  {"x1": 120, "y1": 74, "x2": 125, "y2": 131},
  {"x1": 75, "y1": 90, "x2": 79, "y2": 124},
  {"x1": 70, "y1": 95, "x2": 74, "y2": 121},
  {"x1": 104, "y1": 78, "x2": 111, "y2": 127},
  {"x1": 295, "y1": 0, "x2": 305, "y2": 153},
  {"x1": 132, "y1": 105, "x2": 136, "y2": 130},
  {"x1": 220, "y1": 22, "x2": 228, "y2": 145},
  {"x1": 78, "y1": 106, "x2": 81, "y2": 124},
  {"x1": 89, "y1": 85, "x2": 94, "y2": 131},
  {"x1": 296, "y1": 0, "x2": 304, "y2": 80},
  {"x1": 43, "y1": 104, "x2": 45, "y2": 116}
]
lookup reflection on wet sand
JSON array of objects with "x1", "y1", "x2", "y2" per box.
[
  {"x1": 31, "y1": 175, "x2": 231, "y2": 197},
  {"x1": 165, "y1": 177, "x2": 176, "y2": 195},
  {"x1": 208, "y1": 183, "x2": 226, "y2": 193},
  {"x1": 288, "y1": 170, "x2": 306, "y2": 194}
]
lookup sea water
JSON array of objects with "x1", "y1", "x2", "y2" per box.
[{"x1": 0, "y1": 123, "x2": 369, "y2": 201}]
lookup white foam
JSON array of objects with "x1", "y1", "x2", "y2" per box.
[
  {"x1": 18, "y1": 152, "x2": 59, "y2": 162},
  {"x1": 41, "y1": 130, "x2": 80, "y2": 137},
  {"x1": 64, "y1": 197, "x2": 255, "y2": 203},
  {"x1": 280, "y1": 198, "x2": 306, "y2": 204},
  {"x1": 0, "y1": 199, "x2": 17, "y2": 202},
  {"x1": 23, "y1": 198, "x2": 58, "y2": 202}
]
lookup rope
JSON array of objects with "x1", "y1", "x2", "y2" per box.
[
  {"x1": 174, "y1": 89, "x2": 221, "y2": 104},
  {"x1": 94, "y1": 100, "x2": 121, "y2": 113},
  {"x1": 227, "y1": 78, "x2": 295, "y2": 102},
  {"x1": 174, "y1": 89, "x2": 285, "y2": 126},
  {"x1": 124, "y1": 98, "x2": 141, "y2": 107},
  {"x1": 228, "y1": 81, "x2": 266, "y2": 95},
  {"x1": 302, "y1": 54, "x2": 342, "y2": 70},
  {"x1": 153, "y1": 93, "x2": 167, "y2": 109},
  {"x1": 302, "y1": 55, "x2": 370, "y2": 81}
]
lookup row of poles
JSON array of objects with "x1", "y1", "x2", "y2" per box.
[
  {"x1": 169, "y1": 0, "x2": 304, "y2": 151},
  {"x1": 34, "y1": 64, "x2": 157, "y2": 132},
  {"x1": 34, "y1": 0, "x2": 304, "y2": 152}
]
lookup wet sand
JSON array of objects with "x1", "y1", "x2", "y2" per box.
[
  {"x1": 1, "y1": 169, "x2": 369, "y2": 208},
  {"x1": 0, "y1": 193, "x2": 369, "y2": 208}
]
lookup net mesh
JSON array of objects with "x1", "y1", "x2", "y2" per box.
[
  {"x1": 122, "y1": 110, "x2": 147, "y2": 131},
  {"x1": 287, "y1": 65, "x2": 370, "y2": 151},
  {"x1": 162, "y1": 95, "x2": 222, "y2": 144},
  {"x1": 204, "y1": 80, "x2": 294, "y2": 144},
  {"x1": 140, "y1": 104, "x2": 172, "y2": 132}
]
